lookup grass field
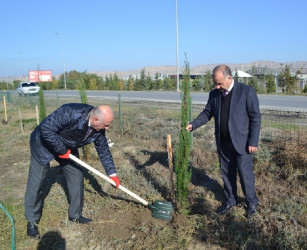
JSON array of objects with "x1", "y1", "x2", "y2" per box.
[{"x1": 0, "y1": 95, "x2": 306, "y2": 249}]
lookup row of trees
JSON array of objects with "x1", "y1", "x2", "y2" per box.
[{"x1": 1, "y1": 66, "x2": 306, "y2": 94}]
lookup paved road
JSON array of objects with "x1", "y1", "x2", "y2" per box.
[{"x1": 10, "y1": 90, "x2": 307, "y2": 112}]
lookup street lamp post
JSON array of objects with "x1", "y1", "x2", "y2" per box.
[
  {"x1": 55, "y1": 32, "x2": 67, "y2": 90},
  {"x1": 176, "y1": 0, "x2": 180, "y2": 92},
  {"x1": 18, "y1": 51, "x2": 27, "y2": 81}
]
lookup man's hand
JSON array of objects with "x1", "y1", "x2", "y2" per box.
[
  {"x1": 248, "y1": 146, "x2": 258, "y2": 154},
  {"x1": 110, "y1": 175, "x2": 120, "y2": 188},
  {"x1": 186, "y1": 124, "x2": 193, "y2": 131},
  {"x1": 58, "y1": 149, "x2": 71, "y2": 159}
]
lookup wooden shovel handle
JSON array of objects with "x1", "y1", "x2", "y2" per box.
[{"x1": 69, "y1": 154, "x2": 149, "y2": 206}]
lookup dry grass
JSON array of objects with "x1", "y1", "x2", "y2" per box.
[{"x1": 0, "y1": 95, "x2": 306, "y2": 249}]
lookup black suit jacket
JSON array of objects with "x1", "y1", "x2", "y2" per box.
[
  {"x1": 191, "y1": 81, "x2": 261, "y2": 155},
  {"x1": 30, "y1": 103, "x2": 116, "y2": 175}
]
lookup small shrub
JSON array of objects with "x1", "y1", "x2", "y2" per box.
[{"x1": 39, "y1": 88, "x2": 46, "y2": 122}]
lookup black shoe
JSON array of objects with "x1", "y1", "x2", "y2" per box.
[
  {"x1": 69, "y1": 216, "x2": 92, "y2": 224},
  {"x1": 27, "y1": 222, "x2": 40, "y2": 239},
  {"x1": 216, "y1": 204, "x2": 235, "y2": 215},
  {"x1": 247, "y1": 205, "x2": 257, "y2": 219}
]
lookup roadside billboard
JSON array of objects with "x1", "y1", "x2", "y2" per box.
[{"x1": 29, "y1": 70, "x2": 52, "y2": 82}]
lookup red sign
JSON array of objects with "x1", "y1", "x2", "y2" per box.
[{"x1": 29, "y1": 70, "x2": 52, "y2": 82}]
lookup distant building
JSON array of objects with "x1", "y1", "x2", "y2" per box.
[{"x1": 297, "y1": 74, "x2": 307, "y2": 89}]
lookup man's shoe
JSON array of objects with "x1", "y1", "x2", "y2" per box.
[
  {"x1": 69, "y1": 216, "x2": 92, "y2": 224},
  {"x1": 27, "y1": 222, "x2": 40, "y2": 239},
  {"x1": 247, "y1": 205, "x2": 257, "y2": 219},
  {"x1": 216, "y1": 204, "x2": 235, "y2": 215}
]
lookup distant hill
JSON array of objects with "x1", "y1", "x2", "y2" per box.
[
  {"x1": 90, "y1": 60, "x2": 307, "y2": 78},
  {"x1": 2, "y1": 60, "x2": 307, "y2": 82}
]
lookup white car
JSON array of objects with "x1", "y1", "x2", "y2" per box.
[{"x1": 17, "y1": 82, "x2": 40, "y2": 96}]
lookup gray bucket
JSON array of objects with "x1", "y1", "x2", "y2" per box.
[{"x1": 149, "y1": 200, "x2": 174, "y2": 221}]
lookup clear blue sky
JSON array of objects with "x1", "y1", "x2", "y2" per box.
[{"x1": 1, "y1": 0, "x2": 306, "y2": 77}]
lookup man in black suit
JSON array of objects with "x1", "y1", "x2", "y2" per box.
[{"x1": 186, "y1": 65, "x2": 261, "y2": 218}]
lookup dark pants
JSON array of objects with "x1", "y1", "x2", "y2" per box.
[
  {"x1": 219, "y1": 140, "x2": 258, "y2": 207},
  {"x1": 25, "y1": 154, "x2": 84, "y2": 223}
]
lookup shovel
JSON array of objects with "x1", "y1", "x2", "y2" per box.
[{"x1": 69, "y1": 154, "x2": 174, "y2": 221}]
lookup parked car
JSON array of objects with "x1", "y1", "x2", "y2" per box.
[{"x1": 17, "y1": 82, "x2": 40, "y2": 96}]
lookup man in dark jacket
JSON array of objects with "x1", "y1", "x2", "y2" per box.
[
  {"x1": 186, "y1": 65, "x2": 261, "y2": 219},
  {"x1": 25, "y1": 103, "x2": 120, "y2": 238}
]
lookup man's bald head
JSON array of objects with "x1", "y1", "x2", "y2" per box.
[
  {"x1": 212, "y1": 65, "x2": 233, "y2": 92},
  {"x1": 91, "y1": 105, "x2": 114, "y2": 131},
  {"x1": 212, "y1": 64, "x2": 232, "y2": 78}
]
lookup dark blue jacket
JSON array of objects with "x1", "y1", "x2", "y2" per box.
[
  {"x1": 191, "y1": 81, "x2": 261, "y2": 155},
  {"x1": 30, "y1": 103, "x2": 116, "y2": 175}
]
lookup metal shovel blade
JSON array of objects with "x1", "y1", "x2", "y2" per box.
[
  {"x1": 149, "y1": 200, "x2": 174, "y2": 221},
  {"x1": 68, "y1": 154, "x2": 174, "y2": 221}
]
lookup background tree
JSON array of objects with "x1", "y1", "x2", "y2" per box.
[
  {"x1": 79, "y1": 77, "x2": 88, "y2": 104},
  {"x1": 133, "y1": 69, "x2": 146, "y2": 90},
  {"x1": 38, "y1": 88, "x2": 46, "y2": 123},
  {"x1": 163, "y1": 77, "x2": 176, "y2": 90},
  {"x1": 145, "y1": 73, "x2": 152, "y2": 90},
  {"x1": 203, "y1": 70, "x2": 212, "y2": 92},
  {"x1": 266, "y1": 74, "x2": 276, "y2": 94},
  {"x1": 134, "y1": 76, "x2": 140, "y2": 91},
  {"x1": 278, "y1": 65, "x2": 298, "y2": 94},
  {"x1": 97, "y1": 76, "x2": 105, "y2": 90},
  {"x1": 175, "y1": 54, "x2": 192, "y2": 212},
  {"x1": 79, "y1": 78, "x2": 90, "y2": 160},
  {"x1": 110, "y1": 73, "x2": 120, "y2": 90},
  {"x1": 58, "y1": 70, "x2": 82, "y2": 89},
  {"x1": 118, "y1": 79, "x2": 125, "y2": 90},
  {"x1": 153, "y1": 72, "x2": 162, "y2": 90},
  {"x1": 191, "y1": 77, "x2": 201, "y2": 91},
  {"x1": 51, "y1": 79, "x2": 59, "y2": 89},
  {"x1": 0, "y1": 81, "x2": 9, "y2": 90},
  {"x1": 248, "y1": 77, "x2": 260, "y2": 93},
  {"x1": 105, "y1": 75, "x2": 111, "y2": 90},
  {"x1": 88, "y1": 78, "x2": 98, "y2": 90},
  {"x1": 13, "y1": 80, "x2": 21, "y2": 89},
  {"x1": 127, "y1": 75, "x2": 134, "y2": 90}
]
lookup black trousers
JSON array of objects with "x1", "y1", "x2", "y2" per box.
[
  {"x1": 24, "y1": 154, "x2": 84, "y2": 223},
  {"x1": 219, "y1": 140, "x2": 258, "y2": 207}
]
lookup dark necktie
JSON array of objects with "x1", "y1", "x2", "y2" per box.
[{"x1": 223, "y1": 90, "x2": 229, "y2": 97}]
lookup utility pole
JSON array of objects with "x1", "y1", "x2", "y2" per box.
[
  {"x1": 176, "y1": 0, "x2": 180, "y2": 92},
  {"x1": 19, "y1": 51, "x2": 27, "y2": 81},
  {"x1": 55, "y1": 32, "x2": 67, "y2": 90}
]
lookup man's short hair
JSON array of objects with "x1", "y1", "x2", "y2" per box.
[
  {"x1": 92, "y1": 107, "x2": 104, "y2": 122},
  {"x1": 212, "y1": 65, "x2": 232, "y2": 78}
]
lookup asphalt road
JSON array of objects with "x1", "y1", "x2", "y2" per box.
[{"x1": 10, "y1": 90, "x2": 307, "y2": 112}]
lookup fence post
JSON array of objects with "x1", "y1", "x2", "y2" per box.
[
  {"x1": 35, "y1": 105, "x2": 39, "y2": 125},
  {"x1": 118, "y1": 94, "x2": 123, "y2": 134},
  {"x1": 19, "y1": 108, "x2": 24, "y2": 134},
  {"x1": 3, "y1": 95, "x2": 8, "y2": 123}
]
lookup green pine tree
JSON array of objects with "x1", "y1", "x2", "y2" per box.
[
  {"x1": 278, "y1": 65, "x2": 298, "y2": 94},
  {"x1": 79, "y1": 78, "x2": 88, "y2": 104},
  {"x1": 79, "y1": 78, "x2": 90, "y2": 160},
  {"x1": 266, "y1": 74, "x2": 276, "y2": 94},
  {"x1": 38, "y1": 88, "x2": 46, "y2": 123},
  {"x1": 175, "y1": 54, "x2": 192, "y2": 212}
]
